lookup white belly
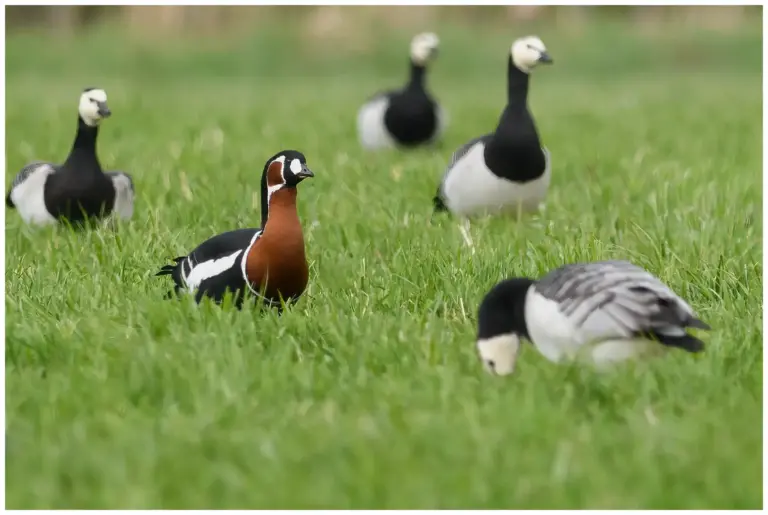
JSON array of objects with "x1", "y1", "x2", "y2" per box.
[
  {"x1": 357, "y1": 96, "x2": 395, "y2": 150},
  {"x1": 10, "y1": 165, "x2": 57, "y2": 226},
  {"x1": 524, "y1": 289, "x2": 662, "y2": 368},
  {"x1": 442, "y1": 143, "x2": 551, "y2": 217}
]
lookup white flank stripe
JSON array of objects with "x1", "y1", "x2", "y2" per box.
[{"x1": 185, "y1": 250, "x2": 243, "y2": 291}]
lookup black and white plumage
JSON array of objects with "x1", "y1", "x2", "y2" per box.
[
  {"x1": 476, "y1": 260, "x2": 711, "y2": 375},
  {"x1": 6, "y1": 87, "x2": 134, "y2": 227},
  {"x1": 357, "y1": 32, "x2": 447, "y2": 150},
  {"x1": 434, "y1": 36, "x2": 553, "y2": 217}
]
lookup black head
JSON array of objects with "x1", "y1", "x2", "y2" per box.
[
  {"x1": 259, "y1": 150, "x2": 314, "y2": 225},
  {"x1": 262, "y1": 150, "x2": 313, "y2": 190},
  {"x1": 476, "y1": 277, "x2": 534, "y2": 376}
]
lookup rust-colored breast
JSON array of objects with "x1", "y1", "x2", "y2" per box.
[{"x1": 245, "y1": 188, "x2": 309, "y2": 303}]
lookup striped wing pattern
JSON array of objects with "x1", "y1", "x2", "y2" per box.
[
  {"x1": 10, "y1": 161, "x2": 53, "y2": 190},
  {"x1": 534, "y1": 260, "x2": 705, "y2": 340},
  {"x1": 446, "y1": 133, "x2": 492, "y2": 171}
]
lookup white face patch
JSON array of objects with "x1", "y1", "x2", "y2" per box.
[
  {"x1": 78, "y1": 88, "x2": 109, "y2": 127},
  {"x1": 410, "y1": 32, "x2": 439, "y2": 65},
  {"x1": 477, "y1": 334, "x2": 522, "y2": 376},
  {"x1": 290, "y1": 158, "x2": 302, "y2": 175},
  {"x1": 511, "y1": 36, "x2": 548, "y2": 73}
]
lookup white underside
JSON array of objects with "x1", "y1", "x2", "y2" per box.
[
  {"x1": 108, "y1": 173, "x2": 134, "y2": 220},
  {"x1": 524, "y1": 288, "x2": 664, "y2": 368},
  {"x1": 9, "y1": 164, "x2": 57, "y2": 226},
  {"x1": 441, "y1": 143, "x2": 551, "y2": 217},
  {"x1": 357, "y1": 96, "x2": 447, "y2": 150},
  {"x1": 184, "y1": 249, "x2": 243, "y2": 291},
  {"x1": 358, "y1": 96, "x2": 395, "y2": 150}
]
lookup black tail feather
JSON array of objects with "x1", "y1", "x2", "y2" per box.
[
  {"x1": 687, "y1": 317, "x2": 711, "y2": 331},
  {"x1": 655, "y1": 333, "x2": 706, "y2": 353},
  {"x1": 433, "y1": 188, "x2": 448, "y2": 213},
  {"x1": 156, "y1": 256, "x2": 186, "y2": 276},
  {"x1": 6, "y1": 192, "x2": 15, "y2": 208}
]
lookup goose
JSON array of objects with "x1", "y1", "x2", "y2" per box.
[
  {"x1": 6, "y1": 87, "x2": 134, "y2": 227},
  {"x1": 156, "y1": 150, "x2": 314, "y2": 311},
  {"x1": 475, "y1": 260, "x2": 711, "y2": 376},
  {"x1": 357, "y1": 32, "x2": 447, "y2": 150},
  {"x1": 433, "y1": 36, "x2": 552, "y2": 219}
]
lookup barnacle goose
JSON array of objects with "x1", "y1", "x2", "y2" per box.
[
  {"x1": 357, "y1": 32, "x2": 447, "y2": 150},
  {"x1": 476, "y1": 260, "x2": 711, "y2": 376},
  {"x1": 434, "y1": 36, "x2": 552, "y2": 217},
  {"x1": 156, "y1": 150, "x2": 314, "y2": 311},
  {"x1": 6, "y1": 87, "x2": 134, "y2": 227}
]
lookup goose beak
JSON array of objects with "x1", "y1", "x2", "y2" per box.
[
  {"x1": 97, "y1": 101, "x2": 112, "y2": 118},
  {"x1": 296, "y1": 165, "x2": 314, "y2": 179},
  {"x1": 537, "y1": 51, "x2": 553, "y2": 64}
]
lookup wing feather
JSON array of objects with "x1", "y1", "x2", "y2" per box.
[{"x1": 535, "y1": 260, "x2": 706, "y2": 343}]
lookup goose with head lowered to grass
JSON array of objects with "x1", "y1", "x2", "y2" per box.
[
  {"x1": 475, "y1": 260, "x2": 711, "y2": 376},
  {"x1": 6, "y1": 87, "x2": 134, "y2": 227},
  {"x1": 357, "y1": 32, "x2": 447, "y2": 150},
  {"x1": 156, "y1": 150, "x2": 314, "y2": 311},
  {"x1": 434, "y1": 36, "x2": 552, "y2": 218}
]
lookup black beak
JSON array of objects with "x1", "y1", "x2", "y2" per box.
[
  {"x1": 538, "y1": 51, "x2": 553, "y2": 64},
  {"x1": 97, "y1": 101, "x2": 111, "y2": 118},
  {"x1": 296, "y1": 165, "x2": 314, "y2": 179}
]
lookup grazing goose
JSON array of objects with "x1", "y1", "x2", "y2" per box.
[
  {"x1": 156, "y1": 150, "x2": 314, "y2": 310},
  {"x1": 357, "y1": 32, "x2": 446, "y2": 150},
  {"x1": 434, "y1": 36, "x2": 552, "y2": 218},
  {"x1": 475, "y1": 260, "x2": 711, "y2": 376},
  {"x1": 6, "y1": 87, "x2": 134, "y2": 227}
]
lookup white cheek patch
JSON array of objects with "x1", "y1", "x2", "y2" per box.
[
  {"x1": 476, "y1": 334, "x2": 521, "y2": 376},
  {"x1": 290, "y1": 159, "x2": 302, "y2": 175},
  {"x1": 88, "y1": 89, "x2": 108, "y2": 102}
]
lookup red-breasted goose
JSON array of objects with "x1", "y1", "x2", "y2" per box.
[{"x1": 156, "y1": 150, "x2": 314, "y2": 310}]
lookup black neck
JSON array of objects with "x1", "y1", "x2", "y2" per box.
[
  {"x1": 511, "y1": 286, "x2": 531, "y2": 341},
  {"x1": 64, "y1": 116, "x2": 101, "y2": 170},
  {"x1": 408, "y1": 59, "x2": 427, "y2": 89},
  {"x1": 506, "y1": 56, "x2": 530, "y2": 107},
  {"x1": 259, "y1": 172, "x2": 269, "y2": 228}
]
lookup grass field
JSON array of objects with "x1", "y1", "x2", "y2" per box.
[{"x1": 4, "y1": 19, "x2": 763, "y2": 509}]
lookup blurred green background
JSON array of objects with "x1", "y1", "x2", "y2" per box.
[{"x1": 5, "y1": 5, "x2": 763, "y2": 510}]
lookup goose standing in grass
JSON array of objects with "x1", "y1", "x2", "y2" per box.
[
  {"x1": 475, "y1": 260, "x2": 710, "y2": 376},
  {"x1": 156, "y1": 150, "x2": 314, "y2": 310},
  {"x1": 433, "y1": 36, "x2": 552, "y2": 240},
  {"x1": 6, "y1": 87, "x2": 134, "y2": 227},
  {"x1": 357, "y1": 32, "x2": 446, "y2": 150}
]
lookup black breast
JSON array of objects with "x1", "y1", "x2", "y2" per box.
[
  {"x1": 43, "y1": 171, "x2": 117, "y2": 224},
  {"x1": 383, "y1": 90, "x2": 438, "y2": 146},
  {"x1": 484, "y1": 108, "x2": 546, "y2": 183}
]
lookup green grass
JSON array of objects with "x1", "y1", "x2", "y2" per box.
[{"x1": 5, "y1": 19, "x2": 763, "y2": 509}]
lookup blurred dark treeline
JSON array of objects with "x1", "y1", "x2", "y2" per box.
[{"x1": 6, "y1": 5, "x2": 759, "y2": 38}]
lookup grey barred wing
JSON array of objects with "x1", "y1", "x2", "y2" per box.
[
  {"x1": 105, "y1": 171, "x2": 134, "y2": 192},
  {"x1": 9, "y1": 161, "x2": 54, "y2": 190},
  {"x1": 446, "y1": 133, "x2": 492, "y2": 171},
  {"x1": 535, "y1": 260, "x2": 705, "y2": 342}
]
